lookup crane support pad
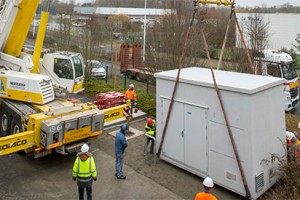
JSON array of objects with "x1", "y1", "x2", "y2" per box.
[{"x1": 0, "y1": 131, "x2": 35, "y2": 156}]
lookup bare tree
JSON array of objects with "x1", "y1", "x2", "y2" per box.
[
  {"x1": 54, "y1": 15, "x2": 72, "y2": 51},
  {"x1": 239, "y1": 13, "x2": 270, "y2": 56}
]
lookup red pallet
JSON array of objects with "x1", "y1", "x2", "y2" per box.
[{"x1": 94, "y1": 91, "x2": 125, "y2": 110}]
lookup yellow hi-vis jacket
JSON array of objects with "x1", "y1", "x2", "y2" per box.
[
  {"x1": 145, "y1": 120, "x2": 156, "y2": 136},
  {"x1": 73, "y1": 154, "x2": 97, "y2": 179}
]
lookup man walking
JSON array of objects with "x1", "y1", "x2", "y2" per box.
[
  {"x1": 115, "y1": 124, "x2": 129, "y2": 179},
  {"x1": 72, "y1": 144, "x2": 97, "y2": 200},
  {"x1": 194, "y1": 177, "x2": 218, "y2": 200}
]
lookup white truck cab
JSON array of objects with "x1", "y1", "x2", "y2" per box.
[{"x1": 255, "y1": 49, "x2": 299, "y2": 111}]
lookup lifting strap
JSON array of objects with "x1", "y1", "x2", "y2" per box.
[
  {"x1": 158, "y1": 1, "x2": 252, "y2": 199},
  {"x1": 198, "y1": 2, "x2": 251, "y2": 199},
  {"x1": 157, "y1": 4, "x2": 198, "y2": 158},
  {"x1": 217, "y1": 4, "x2": 234, "y2": 70},
  {"x1": 217, "y1": 3, "x2": 255, "y2": 74}
]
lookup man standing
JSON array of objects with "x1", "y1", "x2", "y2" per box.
[
  {"x1": 115, "y1": 124, "x2": 128, "y2": 179},
  {"x1": 145, "y1": 118, "x2": 156, "y2": 154},
  {"x1": 72, "y1": 144, "x2": 97, "y2": 200},
  {"x1": 289, "y1": 132, "x2": 300, "y2": 161},
  {"x1": 124, "y1": 83, "x2": 137, "y2": 114},
  {"x1": 194, "y1": 177, "x2": 217, "y2": 200}
]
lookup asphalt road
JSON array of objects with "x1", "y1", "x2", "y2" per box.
[{"x1": 0, "y1": 118, "x2": 243, "y2": 200}]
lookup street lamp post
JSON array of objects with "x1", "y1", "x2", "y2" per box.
[{"x1": 143, "y1": 0, "x2": 147, "y2": 62}]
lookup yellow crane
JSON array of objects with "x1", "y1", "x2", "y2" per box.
[{"x1": 0, "y1": 0, "x2": 130, "y2": 158}]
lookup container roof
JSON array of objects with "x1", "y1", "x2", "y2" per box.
[{"x1": 154, "y1": 67, "x2": 285, "y2": 94}]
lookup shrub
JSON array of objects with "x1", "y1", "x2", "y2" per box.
[{"x1": 138, "y1": 93, "x2": 156, "y2": 117}]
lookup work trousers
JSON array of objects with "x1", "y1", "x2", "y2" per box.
[
  {"x1": 116, "y1": 153, "x2": 124, "y2": 177},
  {"x1": 78, "y1": 186, "x2": 92, "y2": 200},
  {"x1": 146, "y1": 137, "x2": 155, "y2": 153}
]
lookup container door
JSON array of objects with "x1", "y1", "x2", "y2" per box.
[
  {"x1": 161, "y1": 99, "x2": 184, "y2": 163},
  {"x1": 184, "y1": 104, "x2": 207, "y2": 174}
]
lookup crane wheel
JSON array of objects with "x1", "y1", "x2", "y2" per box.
[
  {"x1": 10, "y1": 119, "x2": 23, "y2": 134},
  {"x1": 0, "y1": 109, "x2": 11, "y2": 137}
]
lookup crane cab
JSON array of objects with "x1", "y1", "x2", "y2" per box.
[{"x1": 41, "y1": 52, "x2": 85, "y2": 93}]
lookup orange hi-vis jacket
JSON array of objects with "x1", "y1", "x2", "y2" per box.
[
  {"x1": 194, "y1": 192, "x2": 217, "y2": 200},
  {"x1": 125, "y1": 89, "x2": 137, "y2": 101},
  {"x1": 295, "y1": 140, "x2": 300, "y2": 161}
]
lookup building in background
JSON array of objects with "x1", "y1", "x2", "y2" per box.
[
  {"x1": 236, "y1": 13, "x2": 300, "y2": 53},
  {"x1": 73, "y1": 7, "x2": 176, "y2": 27}
]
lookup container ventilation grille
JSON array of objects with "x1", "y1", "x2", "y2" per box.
[
  {"x1": 255, "y1": 172, "x2": 264, "y2": 192},
  {"x1": 226, "y1": 171, "x2": 237, "y2": 182}
]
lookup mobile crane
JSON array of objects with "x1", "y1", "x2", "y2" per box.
[
  {"x1": 0, "y1": 0, "x2": 85, "y2": 93},
  {"x1": 0, "y1": 0, "x2": 129, "y2": 158}
]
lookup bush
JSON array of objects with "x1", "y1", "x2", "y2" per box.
[
  {"x1": 264, "y1": 113, "x2": 300, "y2": 199},
  {"x1": 84, "y1": 79, "x2": 124, "y2": 96},
  {"x1": 138, "y1": 93, "x2": 156, "y2": 117},
  {"x1": 267, "y1": 160, "x2": 300, "y2": 199}
]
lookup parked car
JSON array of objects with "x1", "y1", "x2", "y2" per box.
[{"x1": 86, "y1": 60, "x2": 106, "y2": 78}]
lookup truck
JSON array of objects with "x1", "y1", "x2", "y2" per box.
[
  {"x1": 119, "y1": 42, "x2": 157, "y2": 82},
  {"x1": 254, "y1": 49, "x2": 299, "y2": 111},
  {"x1": 0, "y1": 0, "x2": 129, "y2": 158},
  {"x1": 0, "y1": 0, "x2": 85, "y2": 94}
]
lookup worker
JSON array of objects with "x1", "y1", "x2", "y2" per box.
[
  {"x1": 286, "y1": 131, "x2": 294, "y2": 162},
  {"x1": 115, "y1": 124, "x2": 129, "y2": 179},
  {"x1": 124, "y1": 83, "x2": 137, "y2": 114},
  {"x1": 194, "y1": 177, "x2": 217, "y2": 200},
  {"x1": 286, "y1": 131, "x2": 294, "y2": 147},
  {"x1": 72, "y1": 144, "x2": 97, "y2": 200},
  {"x1": 295, "y1": 122, "x2": 300, "y2": 139},
  {"x1": 145, "y1": 117, "x2": 156, "y2": 154},
  {"x1": 288, "y1": 132, "x2": 300, "y2": 162}
]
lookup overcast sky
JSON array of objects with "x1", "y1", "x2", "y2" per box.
[{"x1": 65, "y1": 0, "x2": 300, "y2": 7}]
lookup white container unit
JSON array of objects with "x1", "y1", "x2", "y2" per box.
[{"x1": 154, "y1": 67, "x2": 286, "y2": 199}]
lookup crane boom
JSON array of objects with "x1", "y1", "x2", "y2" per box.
[{"x1": 3, "y1": 0, "x2": 40, "y2": 57}]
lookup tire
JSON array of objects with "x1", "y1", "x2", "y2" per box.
[
  {"x1": 0, "y1": 109, "x2": 11, "y2": 137},
  {"x1": 136, "y1": 73, "x2": 141, "y2": 81},
  {"x1": 11, "y1": 118, "x2": 23, "y2": 134},
  {"x1": 126, "y1": 71, "x2": 133, "y2": 79}
]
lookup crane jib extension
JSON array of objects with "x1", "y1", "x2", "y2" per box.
[{"x1": 157, "y1": 1, "x2": 251, "y2": 199}]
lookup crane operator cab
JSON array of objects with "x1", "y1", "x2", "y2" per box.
[{"x1": 41, "y1": 52, "x2": 85, "y2": 93}]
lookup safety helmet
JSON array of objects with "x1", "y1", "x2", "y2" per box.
[
  {"x1": 286, "y1": 131, "x2": 295, "y2": 140},
  {"x1": 147, "y1": 118, "x2": 153, "y2": 126},
  {"x1": 129, "y1": 84, "x2": 134, "y2": 88},
  {"x1": 120, "y1": 124, "x2": 129, "y2": 132},
  {"x1": 203, "y1": 177, "x2": 214, "y2": 188},
  {"x1": 81, "y1": 144, "x2": 89, "y2": 153}
]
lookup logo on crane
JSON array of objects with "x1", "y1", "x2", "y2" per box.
[{"x1": 0, "y1": 139, "x2": 27, "y2": 151}]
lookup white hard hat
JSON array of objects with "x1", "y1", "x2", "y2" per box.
[
  {"x1": 298, "y1": 122, "x2": 300, "y2": 129},
  {"x1": 203, "y1": 177, "x2": 214, "y2": 188},
  {"x1": 81, "y1": 144, "x2": 89, "y2": 153},
  {"x1": 129, "y1": 84, "x2": 134, "y2": 88},
  {"x1": 286, "y1": 131, "x2": 295, "y2": 140}
]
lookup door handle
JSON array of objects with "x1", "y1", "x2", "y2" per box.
[{"x1": 181, "y1": 129, "x2": 184, "y2": 137}]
